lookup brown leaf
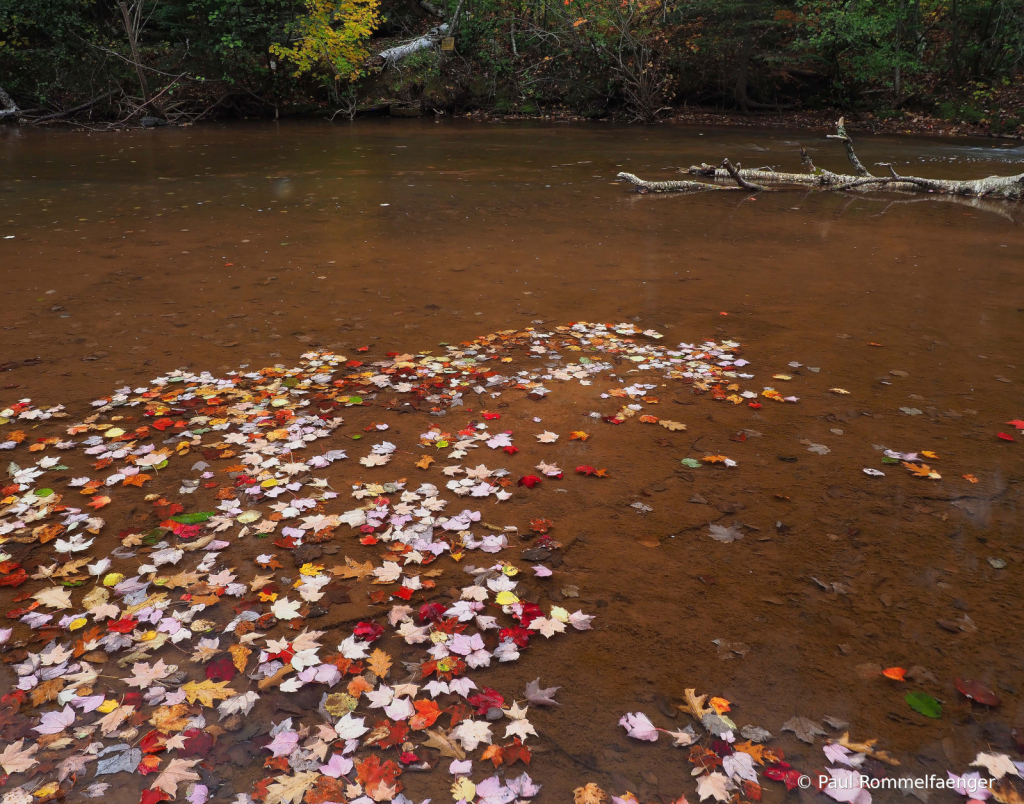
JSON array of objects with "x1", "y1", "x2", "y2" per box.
[{"x1": 31, "y1": 678, "x2": 65, "y2": 707}]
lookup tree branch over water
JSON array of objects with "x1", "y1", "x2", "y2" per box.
[{"x1": 618, "y1": 120, "x2": 1024, "y2": 201}]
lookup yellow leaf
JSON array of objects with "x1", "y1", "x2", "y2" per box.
[
  {"x1": 659, "y1": 420, "x2": 686, "y2": 431},
  {"x1": 181, "y1": 679, "x2": 234, "y2": 707},
  {"x1": 228, "y1": 644, "x2": 251, "y2": 673},
  {"x1": 452, "y1": 778, "x2": 476, "y2": 801},
  {"x1": 415, "y1": 455, "x2": 434, "y2": 469}
]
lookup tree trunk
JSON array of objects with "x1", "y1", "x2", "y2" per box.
[
  {"x1": 0, "y1": 84, "x2": 19, "y2": 119},
  {"x1": 733, "y1": 20, "x2": 754, "y2": 112},
  {"x1": 119, "y1": 1, "x2": 152, "y2": 105},
  {"x1": 894, "y1": 0, "x2": 904, "y2": 105}
]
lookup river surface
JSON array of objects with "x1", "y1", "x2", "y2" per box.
[{"x1": 1, "y1": 120, "x2": 1023, "y2": 804}]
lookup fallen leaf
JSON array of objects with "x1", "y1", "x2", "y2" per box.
[
  {"x1": 151, "y1": 758, "x2": 201, "y2": 798},
  {"x1": 367, "y1": 648, "x2": 392, "y2": 678},
  {"x1": 181, "y1": 679, "x2": 234, "y2": 707},
  {"x1": 780, "y1": 716, "x2": 826, "y2": 743},
  {"x1": 574, "y1": 783, "x2": 608, "y2": 804}
]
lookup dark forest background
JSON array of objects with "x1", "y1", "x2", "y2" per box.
[{"x1": 1, "y1": 0, "x2": 1023, "y2": 129}]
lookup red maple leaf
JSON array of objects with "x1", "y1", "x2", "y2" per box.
[
  {"x1": 468, "y1": 687, "x2": 505, "y2": 715},
  {"x1": 503, "y1": 738, "x2": 532, "y2": 766},
  {"x1": 355, "y1": 754, "x2": 402, "y2": 789},
  {"x1": 377, "y1": 719, "x2": 410, "y2": 749}
]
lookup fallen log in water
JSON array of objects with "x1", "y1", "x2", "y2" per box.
[{"x1": 619, "y1": 118, "x2": 1024, "y2": 201}]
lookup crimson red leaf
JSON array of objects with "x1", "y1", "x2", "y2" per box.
[{"x1": 954, "y1": 677, "x2": 1001, "y2": 706}]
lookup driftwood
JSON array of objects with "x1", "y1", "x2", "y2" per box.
[{"x1": 618, "y1": 118, "x2": 1024, "y2": 201}]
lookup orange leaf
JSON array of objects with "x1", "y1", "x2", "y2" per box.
[
  {"x1": 415, "y1": 455, "x2": 434, "y2": 470},
  {"x1": 902, "y1": 461, "x2": 939, "y2": 479},
  {"x1": 228, "y1": 644, "x2": 251, "y2": 673},
  {"x1": 409, "y1": 699, "x2": 441, "y2": 730},
  {"x1": 35, "y1": 523, "x2": 65, "y2": 544},
  {"x1": 481, "y1": 744, "x2": 504, "y2": 767},
  {"x1": 88, "y1": 495, "x2": 111, "y2": 509},
  {"x1": 702, "y1": 455, "x2": 728, "y2": 464},
  {"x1": 569, "y1": 431, "x2": 590, "y2": 441},
  {"x1": 367, "y1": 648, "x2": 392, "y2": 678},
  {"x1": 638, "y1": 415, "x2": 659, "y2": 424},
  {"x1": 347, "y1": 676, "x2": 373, "y2": 698},
  {"x1": 709, "y1": 696, "x2": 731, "y2": 714},
  {"x1": 123, "y1": 473, "x2": 152, "y2": 487},
  {"x1": 882, "y1": 667, "x2": 906, "y2": 681}
]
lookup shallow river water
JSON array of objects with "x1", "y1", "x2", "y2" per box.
[{"x1": 1, "y1": 120, "x2": 1023, "y2": 804}]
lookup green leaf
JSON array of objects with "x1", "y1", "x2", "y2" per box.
[
  {"x1": 881, "y1": 456, "x2": 899, "y2": 464},
  {"x1": 680, "y1": 458, "x2": 702, "y2": 468},
  {"x1": 170, "y1": 512, "x2": 214, "y2": 525},
  {"x1": 36, "y1": 488, "x2": 54, "y2": 497},
  {"x1": 905, "y1": 691, "x2": 941, "y2": 718}
]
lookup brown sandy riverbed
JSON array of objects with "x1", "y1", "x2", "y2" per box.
[{"x1": 1, "y1": 120, "x2": 1023, "y2": 804}]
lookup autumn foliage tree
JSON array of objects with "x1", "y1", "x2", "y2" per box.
[{"x1": 270, "y1": 0, "x2": 381, "y2": 83}]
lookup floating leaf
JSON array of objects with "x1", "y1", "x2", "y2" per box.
[
  {"x1": 954, "y1": 678, "x2": 1001, "y2": 707},
  {"x1": 905, "y1": 691, "x2": 941, "y2": 718},
  {"x1": 170, "y1": 512, "x2": 214, "y2": 524}
]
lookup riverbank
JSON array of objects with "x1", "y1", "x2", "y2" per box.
[{"x1": 5, "y1": 103, "x2": 1023, "y2": 141}]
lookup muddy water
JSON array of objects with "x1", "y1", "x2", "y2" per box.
[{"x1": 2, "y1": 120, "x2": 1024, "y2": 803}]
